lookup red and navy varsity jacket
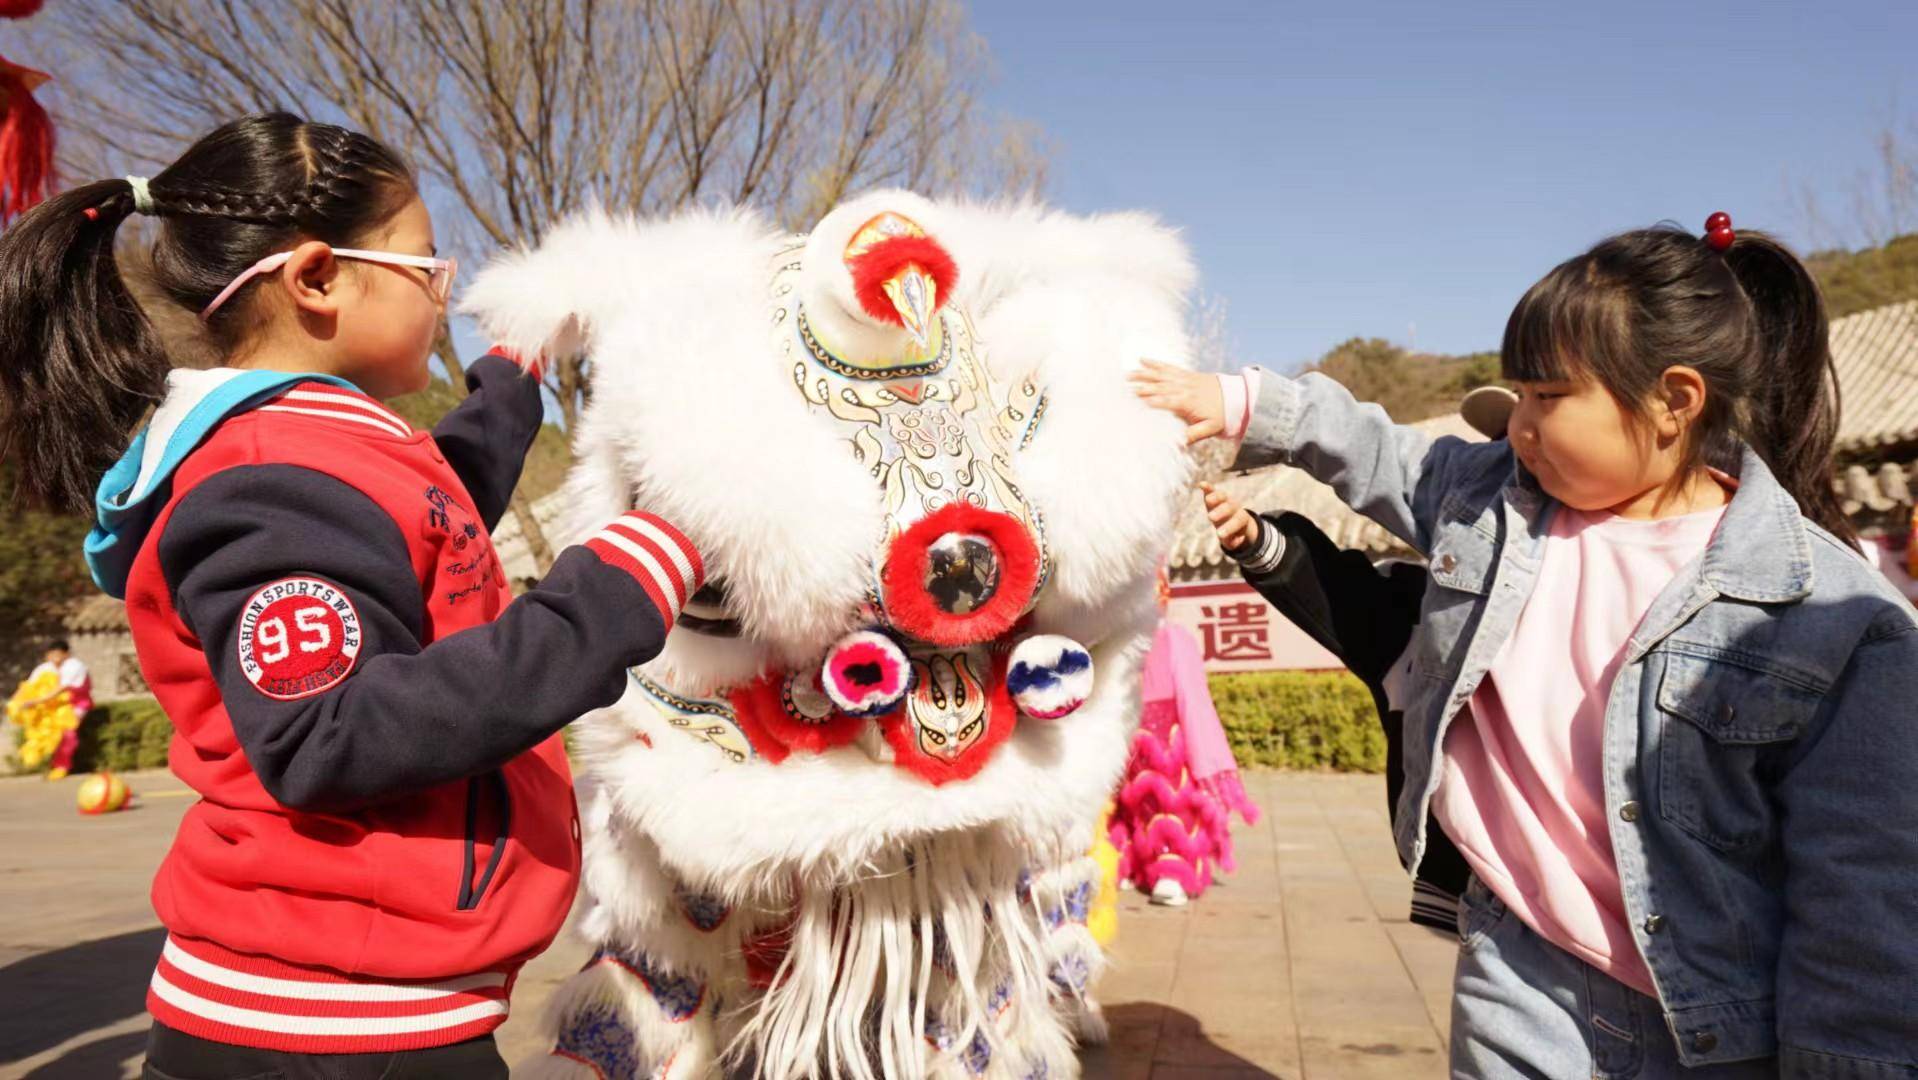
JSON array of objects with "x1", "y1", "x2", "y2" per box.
[{"x1": 118, "y1": 355, "x2": 701, "y2": 1054}]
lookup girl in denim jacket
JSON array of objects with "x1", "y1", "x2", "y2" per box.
[{"x1": 1136, "y1": 216, "x2": 1918, "y2": 1078}]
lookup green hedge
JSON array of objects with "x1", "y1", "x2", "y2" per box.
[
  {"x1": 1208, "y1": 670, "x2": 1385, "y2": 772},
  {"x1": 70, "y1": 697, "x2": 174, "y2": 773}
]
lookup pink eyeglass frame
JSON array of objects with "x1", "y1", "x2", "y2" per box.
[{"x1": 199, "y1": 247, "x2": 458, "y2": 321}]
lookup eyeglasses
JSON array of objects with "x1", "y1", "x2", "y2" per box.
[{"x1": 199, "y1": 247, "x2": 458, "y2": 321}]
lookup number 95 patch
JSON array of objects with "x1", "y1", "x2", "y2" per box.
[{"x1": 236, "y1": 577, "x2": 363, "y2": 700}]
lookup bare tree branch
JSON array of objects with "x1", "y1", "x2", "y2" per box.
[{"x1": 23, "y1": 0, "x2": 1044, "y2": 572}]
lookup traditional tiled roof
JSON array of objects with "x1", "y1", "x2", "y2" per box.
[
  {"x1": 1837, "y1": 460, "x2": 1918, "y2": 517},
  {"x1": 65, "y1": 593, "x2": 131, "y2": 633},
  {"x1": 1831, "y1": 300, "x2": 1918, "y2": 454}
]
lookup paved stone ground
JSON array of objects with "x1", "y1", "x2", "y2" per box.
[{"x1": 0, "y1": 769, "x2": 1455, "y2": 1079}]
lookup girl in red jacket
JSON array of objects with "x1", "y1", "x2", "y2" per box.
[{"x1": 0, "y1": 114, "x2": 701, "y2": 1079}]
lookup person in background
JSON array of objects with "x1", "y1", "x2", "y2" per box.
[{"x1": 20, "y1": 640, "x2": 93, "y2": 781}]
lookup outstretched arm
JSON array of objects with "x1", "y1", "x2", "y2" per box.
[
  {"x1": 429, "y1": 351, "x2": 546, "y2": 531},
  {"x1": 1134, "y1": 363, "x2": 1493, "y2": 553},
  {"x1": 161, "y1": 463, "x2": 701, "y2": 812}
]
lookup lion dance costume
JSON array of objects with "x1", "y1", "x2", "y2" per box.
[
  {"x1": 1108, "y1": 619, "x2": 1262, "y2": 905},
  {"x1": 465, "y1": 190, "x2": 1193, "y2": 1079}
]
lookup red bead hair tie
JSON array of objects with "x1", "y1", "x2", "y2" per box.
[{"x1": 1703, "y1": 211, "x2": 1734, "y2": 252}]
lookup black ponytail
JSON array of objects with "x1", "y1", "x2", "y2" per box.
[
  {"x1": 0, "y1": 113, "x2": 415, "y2": 512},
  {"x1": 1720, "y1": 233, "x2": 1850, "y2": 543},
  {"x1": 1502, "y1": 222, "x2": 1855, "y2": 545},
  {"x1": 0, "y1": 179, "x2": 164, "y2": 513}
]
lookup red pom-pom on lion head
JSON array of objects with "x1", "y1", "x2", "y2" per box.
[{"x1": 841, "y1": 212, "x2": 958, "y2": 329}]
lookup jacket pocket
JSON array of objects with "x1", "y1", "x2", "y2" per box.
[
  {"x1": 456, "y1": 771, "x2": 513, "y2": 910},
  {"x1": 1412, "y1": 493, "x2": 1498, "y2": 683},
  {"x1": 1655, "y1": 651, "x2": 1817, "y2": 853}
]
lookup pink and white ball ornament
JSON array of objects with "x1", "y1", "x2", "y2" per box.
[
  {"x1": 1007, "y1": 635, "x2": 1094, "y2": 720},
  {"x1": 821, "y1": 630, "x2": 913, "y2": 717}
]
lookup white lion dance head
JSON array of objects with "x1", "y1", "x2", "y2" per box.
[{"x1": 466, "y1": 190, "x2": 1194, "y2": 1079}]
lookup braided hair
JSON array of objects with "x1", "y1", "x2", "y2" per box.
[{"x1": 0, "y1": 113, "x2": 415, "y2": 511}]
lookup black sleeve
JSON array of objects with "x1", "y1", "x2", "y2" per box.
[
  {"x1": 430, "y1": 353, "x2": 545, "y2": 531},
  {"x1": 1237, "y1": 511, "x2": 1425, "y2": 684},
  {"x1": 160, "y1": 463, "x2": 674, "y2": 813}
]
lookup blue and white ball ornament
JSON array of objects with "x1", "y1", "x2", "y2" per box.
[{"x1": 1006, "y1": 635, "x2": 1094, "y2": 720}]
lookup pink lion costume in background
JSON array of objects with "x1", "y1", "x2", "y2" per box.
[{"x1": 1111, "y1": 618, "x2": 1262, "y2": 903}]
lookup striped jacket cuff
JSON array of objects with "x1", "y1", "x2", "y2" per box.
[
  {"x1": 1410, "y1": 878, "x2": 1462, "y2": 939},
  {"x1": 1217, "y1": 370, "x2": 1256, "y2": 441},
  {"x1": 1229, "y1": 517, "x2": 1286, "y2": 575},
  {"x1": 582, "y1": 511, "x2": 705, "y2": 630}
]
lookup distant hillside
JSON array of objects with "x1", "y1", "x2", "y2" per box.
[
  {"x1": 1807, "y1": 233, "x2": 1918, "y2": 320},
  {"x1": 1304, "y1": 338, "x2": 1501, "y2": 423},
  {"x1": 1306, "y1": 233, "x2": 1918, "y2": 424}
]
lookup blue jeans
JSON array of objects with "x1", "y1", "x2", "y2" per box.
[{"x1": 1450, "y1": 878, "x2": 1775, "y2": 1079}]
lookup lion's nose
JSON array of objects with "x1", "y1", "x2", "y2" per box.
[
  {"x1": 880, "y1": 504, "x2": 1041, "y2": 647},
  {"x1": 923, "y1": 531, "x2": 1001, "y2": 614}
]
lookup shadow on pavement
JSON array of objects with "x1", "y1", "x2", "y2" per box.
[
  {"x1": 21, "y1": 1027, "x2": 148, "y2": 1078},
  {"x1": 0, "y1": 926, "x2": 163, "y2": 1066},
  {"x1": 1084, "y1": 1001, "x2": 1286, "y2": 1078}
]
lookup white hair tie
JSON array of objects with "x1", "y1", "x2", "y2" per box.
[{"x1": 124, "y1": 176, "x2": 155, "y2": 215}]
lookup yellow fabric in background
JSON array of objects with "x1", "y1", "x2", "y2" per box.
[
  {"x1": 7, "y1": 670, "x2": 79, "y2": 769},
  {"x1": 1089, "y1": 804, "x2": 1122, "y2": 946}
]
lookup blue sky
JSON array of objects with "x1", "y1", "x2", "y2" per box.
[{"x1": 967, "y1": 1, "x2": 1915, "y2": 371}]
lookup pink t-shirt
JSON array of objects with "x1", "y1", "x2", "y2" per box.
[{"x1": 1433, "y1": 502, "x2": 1725, "y2": 997}]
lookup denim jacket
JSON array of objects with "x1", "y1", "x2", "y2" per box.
[{"x1": 1236, "y1": 371, "x2": 1918, "y2": 1076}]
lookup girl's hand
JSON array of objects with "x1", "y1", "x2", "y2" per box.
[
  {"x1": 1129, "y1": 359, "x2": 1226, "y2": 444},
  {"x1": 1200, "y1": 482, "x2": 1259, "y2": 552}
]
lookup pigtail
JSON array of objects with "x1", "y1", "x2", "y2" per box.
[
  {"x1": 0, "y1": 112, "x2": 417, "y2": 515},
  {"x1": 0, "y1": 179, "x2": 168, "y2": 512},
  {"x1": 1721, "y1": 232, "x2": 1855, "y2": 545}
]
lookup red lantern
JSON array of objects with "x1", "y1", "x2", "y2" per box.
[{"x1": 0, "y1": 54, "x2": 54, "y2": 222}]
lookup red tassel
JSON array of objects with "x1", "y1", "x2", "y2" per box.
[
  {"x1": 0, "y1": 62, "x2": 54, "y2": 222},
  {"x1": 0, "y1": 0, "x2": 45, "y2": 17}
]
